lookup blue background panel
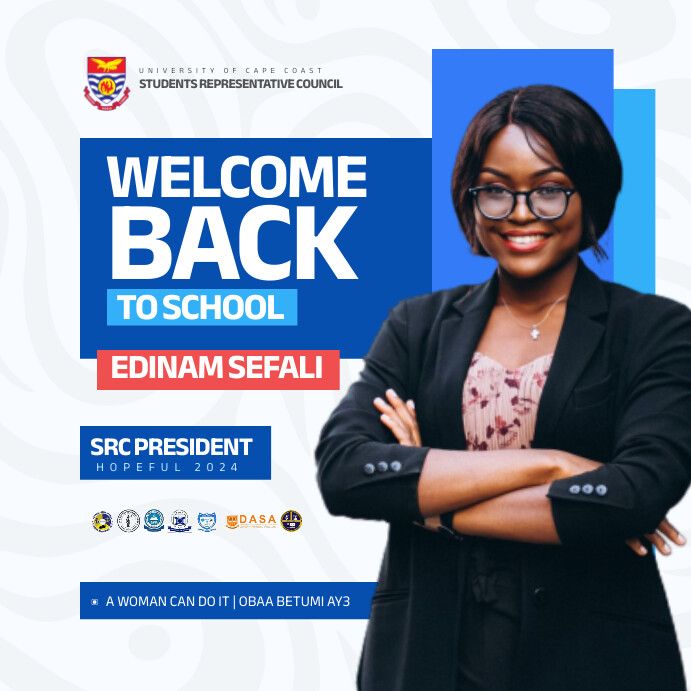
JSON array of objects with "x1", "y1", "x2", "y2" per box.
[{"x1": 432, "y1": 49, "x2": 615, "y2": 289}]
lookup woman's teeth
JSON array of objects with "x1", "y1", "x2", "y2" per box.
[{"x1": 506, "y1": 234, "x2": 546, "y2": 244}]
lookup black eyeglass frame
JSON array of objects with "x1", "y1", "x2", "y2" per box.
[{"x1": 468, "y1": 185, "x2": 578, "y2": 221}]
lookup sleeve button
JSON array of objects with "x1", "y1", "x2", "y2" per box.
[
  {"x1": 363, "y1": 463, "x2": 375, "y2": 475},
  {"x1": 581, "y1": 483, "x2": 594, "y2": 495},
  {"x1": 595, "y1": 484, "x2": 608, "y2": 496},
  {"x1": 376, "y1": 461, "x2": 389, "y2": 473},
  {"x1": 390, "y1": 461, "x2": 402, "y2": 472},
  {"x1": 569, "y1": 484, "x2": 581, "y2": 494}
]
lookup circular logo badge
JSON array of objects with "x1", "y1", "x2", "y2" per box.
[
  {"x1": 117, "y1": 509, "x2": 140, "y2": 532},
  {"x1": 280, "y1": 509, "x2": 302, "y2": 532},
  {"x1": 144, "y1": 509, "x2": 165, "y2": 532},
  {"x1": 168, "y1": 509, "x2": 191, "y2": 532},
  {"x1": 97, "y1": 77, "x2": 116, "y2": 96},
  {"x1": 92, "y1": 511, "x2": 113, "y2": 532}
]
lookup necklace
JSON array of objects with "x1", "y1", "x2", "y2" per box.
[{"x1": 500, "y1": 294, "x2": 567, "y2": 341}]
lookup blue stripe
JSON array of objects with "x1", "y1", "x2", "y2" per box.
[
  {"x1": 613, "y1": 90, "x2": 655, "y2": 293},
  {"x1": 88, "y1": 76, "x2": 126, "y2": 83}
]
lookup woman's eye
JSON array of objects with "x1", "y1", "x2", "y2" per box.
[
  {"x1": 485, "y1": 186, "x2": 510, "y2": 197},
  {"x1": 535, "y1": 187, "x2": 562, "y2": 197}
]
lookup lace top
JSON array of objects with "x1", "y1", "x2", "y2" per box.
[{"x1": 462, "y1": 351, "x2": 554, "y2": 451}]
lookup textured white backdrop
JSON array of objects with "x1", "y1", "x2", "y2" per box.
[{"x1": 1, "y1": 1, "x2": 691, "y2": 689}]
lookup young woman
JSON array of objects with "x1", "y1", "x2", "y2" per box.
[{"x1": 315, "y1": 85, "x2": 691, "y2": 691}]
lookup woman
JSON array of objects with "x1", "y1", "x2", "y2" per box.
[{"x1": 315, "y1": 85, "x2": 691, "y2": 691}]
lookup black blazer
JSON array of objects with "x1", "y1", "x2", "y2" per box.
[{"x1": 316, "y1": 258, "x2": 691, "y2": 691}]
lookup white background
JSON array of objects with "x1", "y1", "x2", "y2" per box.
[{"x1": 1, "y1": 1, "x2": 691, "y2": 689}]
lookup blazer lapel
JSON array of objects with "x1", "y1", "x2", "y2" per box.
[
  {"x1": 532, "y1": 259, "x2": 608, "y2": 448},
  {"x1": 433, "y1": 272, "x2": 499, "y2": 450}
]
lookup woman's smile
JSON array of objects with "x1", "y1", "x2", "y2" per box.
[{"x1": 497, "y1": 230, "x2": 554, "y2": 253}]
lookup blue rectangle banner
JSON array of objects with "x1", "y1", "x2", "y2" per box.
[
  {"x1": 80, "y1": 426, "x2": 271, "y2": 479},
  {"x1": 106, "y1": 288, "x2": 298, "y2": 326},
  {"x1": 80, "y1": 582, "x2": 377, "y2": 619},
  {"x1": 80, "y1": 138, "x2": 432, "y2": 358}
]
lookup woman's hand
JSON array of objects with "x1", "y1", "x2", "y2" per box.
[
  {"x1": 374, "y1": 394, "x2": 688, "y2": 557},
  {"x1": 554, "y1": 452, "x2": 686, "y2": 558},
  {"x1": 373, "y1": 389, "x2": 421, "y2": 447},
  {"x1": 626, "y1": 519, "x2": 686, "y2": 557},
  {"x1": 374, "y1": 389, "x2": 438, "y2": 529}
]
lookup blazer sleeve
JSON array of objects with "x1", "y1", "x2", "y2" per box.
[
  {"x1": 315, "y1": 299, "x2": 430, "y2": 523},
  {"x1": 547, "y1": 298, "x2": 691, "y2": 547}
]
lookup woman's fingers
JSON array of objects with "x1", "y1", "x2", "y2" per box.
[
  {"x1": 373, "y1": 390, "x2": 422, "y2": 447},
  {"x1": 385, "y1": 388, "x2": 417, "y2": 431},
  {"x1": 373, "y1": 391, "x2": 413, "y2": 435},
  {"x1": 657, "y1": 517, "x2": 686, "y2": 546},
  {"x1": 405, "y1": 399, "x2": 422, "y2": 446},
  {"x1": 374, "y1": 396, "x2": 413, "y2": 445},
  {"x1": 625, "y1": 537, "x2": 648, "y2": 556},
  {"x1": 373, "y1": 396, "x2": 398, "y2": 423},
  {"x1": 624, "y1": 519, "x2": 687, "y2": 557},
  {"x1": 644, "y1": 530, "x2": 672, "y2": 556},
  {"x1": 375, "y1": 408, "x2": 411, "y2": 445},
  {"x1": 382, "y1": 413, "x2": 414, "y2": 446},
  {"x1": 642, "y1": 518, "x2": 687, "y2": 556},
  {"x1": 385, "y1": 389, "x2": 423, "y2": 446}
]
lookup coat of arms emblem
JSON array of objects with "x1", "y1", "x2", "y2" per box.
[{"x1": 84, "y1": 57, "x2": 130, "y2": 111}]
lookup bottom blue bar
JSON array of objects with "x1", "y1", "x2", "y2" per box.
[{"x1": 81, "y1": 582, "x2": 377, "y2": 619}]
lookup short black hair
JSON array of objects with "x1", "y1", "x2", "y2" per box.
[{"x1": 451, "y1": 85, "x2": 622, "y2": 259}]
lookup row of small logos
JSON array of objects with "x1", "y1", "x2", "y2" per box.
[{"x1": 92, "y1": 509, "x2": 302, "y2": 533}]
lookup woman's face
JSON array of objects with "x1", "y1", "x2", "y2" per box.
[{"x1": 473, "y1": 123, "x2": 583, "y2": 280}]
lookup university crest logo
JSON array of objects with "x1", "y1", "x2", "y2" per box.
[
  {"x1": 198, "y1": 512, "x2": 217, "y2": 532},
  {"x1": 84, "y1": 57, "x2": 130, "y2": 111}
]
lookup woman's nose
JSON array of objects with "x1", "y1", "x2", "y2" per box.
[{"x1": 508, "y1": 193, "x2": 536, "y2": 222}]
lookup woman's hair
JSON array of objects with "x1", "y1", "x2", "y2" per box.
[{"x1": 451, "y1": 85, "x2": 622, "y2": 259}]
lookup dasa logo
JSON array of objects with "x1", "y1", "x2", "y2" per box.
[
  {"x1": 225, "y1": 513, "x2": 277, "y2": 529},
  {"x1": 198, "y1": 512, "x2": 217, "y2": 532},
  {"x1": 84, "y1": 57, "x2": 130, "y2": 111}
]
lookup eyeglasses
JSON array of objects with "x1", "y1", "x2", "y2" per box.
[{"x1": 468, "y1": 185, "x2": 577, "y2": 221}]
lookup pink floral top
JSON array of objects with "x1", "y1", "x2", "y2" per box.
[{"x1": 462, "y1": 351, "x2": 553, "y2": 451}]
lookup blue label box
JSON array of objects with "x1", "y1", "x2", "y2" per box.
[
  {"x1": 81, "y1": 582, "x2": 377, "y2": 619},
  {"x1": 80, "y1": 425, "x2": 271, "y2": 480}
]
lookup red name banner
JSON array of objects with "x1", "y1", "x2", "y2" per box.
[{"x1": 97, "y1": 350, "x2": 340, "y2": 390}]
